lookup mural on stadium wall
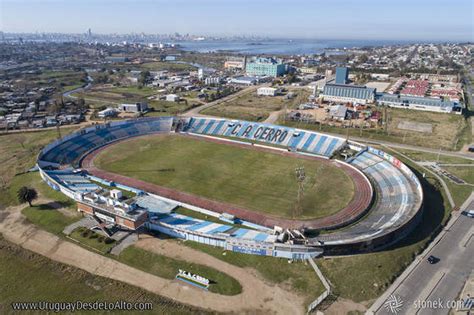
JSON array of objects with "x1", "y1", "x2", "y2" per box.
[{"x1": 227, "y1": 122, "x2": 290, "y2": 144}]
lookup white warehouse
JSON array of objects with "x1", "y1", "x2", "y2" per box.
[{"x1": 257, "y1": 87, "x2": 279, "y2": 96}]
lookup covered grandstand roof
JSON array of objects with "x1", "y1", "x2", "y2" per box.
[{"x1": 156, "y1": 213, "x2": 278, "y2": 243}]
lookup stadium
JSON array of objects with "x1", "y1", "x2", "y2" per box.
[{"x1": 36, "y1": 116, "x2": 424, "y2": 259}]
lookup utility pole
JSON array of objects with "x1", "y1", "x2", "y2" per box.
[
  {"x1": 294, "y1": 166, "x2": 306, "y2": 219},
  {"x1": 56, "y1": 122, "x2": 62, "y2": 139}
]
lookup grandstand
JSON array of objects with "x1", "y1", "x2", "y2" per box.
[
  {"x1": 184, "y1": 117, "x2": 346, "y2": 158},
  {"x1": 44, "y1": 170, "x2": 99, "y2": 193},
  {"x1": 36, "y1": 116, "x2": 424, "y2": 257},
  {"x1": 313, "y1": 148, "x2": 423, "y2": 253},
  {"x1": 39, "y1": 117, "x2": 173, "y2": 166}
]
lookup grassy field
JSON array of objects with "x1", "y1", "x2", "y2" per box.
[
  {"x1": 0, "y1": 235, "x2": 204, "y2": 314},
  {"x1": 73, "y1": 85, "x2": 196, "y2": 114},
  {"x1": 182, "y1": 241, "x2": 324, "y2": 305},
  {"x1": 202, "y1": 88, "x2": 312, "y2": 122},
  {"x1": 0, "y1": 128, "x2": 76, "y2": 190},
  {"x1": 442, "y1": 166, "x2": 474, "y2": 184},
  {"x1": 94, "y1": 135, "x2": 354, "y2": 220},
  {"x1": 74, "y1": 86, "x2": 156, "y2": 104},
  {"x1": 22, "y1": 203, "x2": 79, "y2": 236},
  {"x1": 21, "y1": 70, "x2": 86, "y2": 93},
  {"x1": 146, "y1": 100, "x2": 195, "y2": 115},
  {"x1": 140, "y1": 61, "x2": 197, "y2": 72},
  {"x1": 281, "y1": 107, "x2": 471, "y2": 151},
  {"x1": 0, "y1": 127, "x2": 80, "y2": 210},
  {"x1": 69, "y1": 227, "x2": 116, "y2": 254},
  {"x1": 117, "y1": 246, "x2": 242, "y2": 296},
  {"x1": 389, "y1": 148, "x2": 473, "y2": 205},
  {"x1": 396, "y1": 148, "x2": 474, "y2": 164}
]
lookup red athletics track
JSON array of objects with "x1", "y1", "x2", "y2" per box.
[{"x1": 81, "y1": 133, "x2": 373, "y2": 230}]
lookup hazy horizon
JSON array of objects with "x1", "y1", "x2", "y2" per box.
[{"x1": 1, "y1": 0, "x2": 473, "y2": 41}]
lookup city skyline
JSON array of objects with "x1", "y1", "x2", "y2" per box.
[{"x1": 1, "y1": 0, "x2": 473, "y2": 41}]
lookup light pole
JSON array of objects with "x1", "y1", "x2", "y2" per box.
[{"x1": 294, "y1": 166, "x2": 306, "y2": 219}]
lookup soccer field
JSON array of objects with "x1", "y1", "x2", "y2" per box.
[{"x1": 94, "y1": 135, "x2": 355, "y2": 220}]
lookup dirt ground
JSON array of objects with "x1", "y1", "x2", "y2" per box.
[
  {"x1": 323, "y1": 297, "x2": 368, "y2": 314},
  {"x1": 365, "y1": 81, "x2": 391, "y2": 92},
  {"x1": 136, "y1": 236, "x2": 306, "y2": 311}
]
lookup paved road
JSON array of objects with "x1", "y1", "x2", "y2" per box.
[{"x1": 370, "y1": 194, "x2": 474, "y2": 315}]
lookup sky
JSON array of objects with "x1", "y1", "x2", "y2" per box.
[{"x1": 1, "y1": 0, "x2": 473, "y2": 41}]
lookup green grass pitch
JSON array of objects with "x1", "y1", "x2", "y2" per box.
[{"x1": 94, "y1": 135, "x2": 355, "y2": 220}]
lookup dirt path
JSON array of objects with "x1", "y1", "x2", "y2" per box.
[
  {"x1": 323, "y1": 297, "x2": 367, "y2": 314},
  {"x1": 0, "y1": 204, "x2": 305, "y2": 314},
  {"x1": 136, "y1": 237, "x2": 305, "y2": 313},
  {"x1": 263, "y1": 109, "x2": 285, "y2": 124}
]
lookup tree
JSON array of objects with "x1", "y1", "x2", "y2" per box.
[
  {"x1": 138, "y1": 70, "x2": 151, "y2": 86},
  {"x1": 17, "y1": 186, "x2": 38, "y2": 207}
]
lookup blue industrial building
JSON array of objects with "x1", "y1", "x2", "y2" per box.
[
  {"x1": 335, "y1": 67, "x2": 349, "y2": 84},
  {"x1": 322, "y1": 84, "x2": 376, "y2": 104},
  {"x1": 376, "y1": 93, "x2": 461, "y2": 113},
  {"x1": 246, "y1": 57, "x2": 286, "y2": 77}
]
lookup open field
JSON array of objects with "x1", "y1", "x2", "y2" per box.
[
  {"x1": 22, "y1": 204, "x2": 79, "y2": 236},
  {"x1": 73, "y1": 85, "x2": 157, "y2": 104},
  {"x1": 183, "y1": 240, "x2": 325, "y2": 305},
  {"x1": 0, "y1": 235, "x2": 203, "y2": 314},
  {"x1": 18, "y1": 70, "x2": 87, "y2": 92},
  {"x1": 281, "y1": 107, "x2": 471, "y2": 151},
  {"x1": 117, "y1": 246, "x2": 242, "y2": 296},
  {"x1": 0, "y1": 128, "x2": 80, "y2": 209},
  {"x1": 442, "y1": 166, "x2": 474, "y2": 184},
  {"x1": 94, "y1": 135, "x2": 354, "y2": 220},
  {"x1": 202, "y1": 88, "x2": 312, "y2": 121},
  {"x1": 396, "y1": 148, "x2": 474, "y2": 164},
  {"x1": 73, "y1": 85, "x2": 196, "y2": 114},
  {"x1": 140, "y1": 61, "x2": 197, "y2": 72}
]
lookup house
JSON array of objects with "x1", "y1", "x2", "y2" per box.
[
  {"x1": 328, "y1": 105, "x2": 351, "y2": 121},
  {"x1": 165, "y1": 94, "x2": 180, "y2": 102},
  {"x1": 257, "y1": 87, "x2": 279, "y2": 96},
  {"x1": 119, "y1": 102, "x2": 149, "y2": 113},
  {"x1": 97, "y1": 107, "x2": 118, "y2": 119},
  {"x1": 229, "y1": 76, "x2": 257, "y2": 85}
]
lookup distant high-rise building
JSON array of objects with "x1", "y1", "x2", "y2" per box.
[
  {"x1": 335, "y1": 67, "x2": 349, "y2": 84},
  {"x1": 87, "y1": 28, "x2": 92, "y2": 38}
]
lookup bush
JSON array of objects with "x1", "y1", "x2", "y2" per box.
[
  {"x1": 89, "y1": 233, "x2": 98, "y2": 239},
  {"x1": 104, "y1": 238, "x2": 114, "y2": 244}
]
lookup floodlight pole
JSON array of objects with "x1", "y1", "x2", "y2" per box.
[{"x1": 294, "y1": 166, "x2": 306, "y2": 219}]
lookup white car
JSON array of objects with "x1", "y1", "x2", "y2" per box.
[{"x1": 462, "y1": 209, "x2": 474, "y2": 218}]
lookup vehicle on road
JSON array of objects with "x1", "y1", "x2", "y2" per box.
[
  {"x1": 427, "y1": 255, "x2": 440, "y2": 264},
  {"x1": 462, "y1": 209, "x2": 474, "y2": 218}
]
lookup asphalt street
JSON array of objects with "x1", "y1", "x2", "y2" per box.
[{"x1": 371, "y1": 195, "x2": 474, "y2": 315}]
